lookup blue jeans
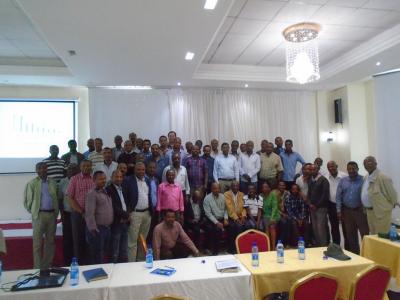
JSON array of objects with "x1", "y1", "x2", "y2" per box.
[
  {"x1": 86, "y1": 225, "x2": 111, "y2": 265},
  {"x1": 111, "y1": 223, "x2": 129, "y2": 263}
]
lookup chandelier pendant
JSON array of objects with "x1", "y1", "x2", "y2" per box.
[{"x1": 283, "y1": 22, "x2": 321, "y2": 84}]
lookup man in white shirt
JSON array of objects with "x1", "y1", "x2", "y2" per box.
[
  {"x1": 326, "y1": 161, "x2": 347, "y2": 245},
  {"x1": 210, "y1": 139, "x2": 219, "y2": 158},
  {"x1": 295, "y1": 163, "x2": 312, "y2": 200},
  {"x1": 213, "y1": 143, "x2": 239, "y2": 193},
  {"x1": 162, "y1": 153, "x2": 190, "y2": 201},
  {"x1": 239, "y1": 141, "x2": 261, "y2": 194},
  {"x1": 94, "y1": 147, "x2": 118, "y2": 182}
]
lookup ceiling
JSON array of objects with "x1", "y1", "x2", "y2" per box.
[{"x1": 0, "y1": 0, "x2": 399, "y2": 89}]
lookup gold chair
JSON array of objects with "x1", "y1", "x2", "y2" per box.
[
  {"x1": 348, "y1": 264, "x2": 391, "y2": 300},
  {"x1": 151, "y1": 295, "x2": 189, "y2": 300},
  {"x1": 139, "y1": 233, "x2": 148, "y2": 254},
  {"x1": 289, "y1": 272, "x2": 339, "y2": 300}
]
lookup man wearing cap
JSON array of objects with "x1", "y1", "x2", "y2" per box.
[{"x1": 362, "y1": 156, "x2": 397, "y2": 234}]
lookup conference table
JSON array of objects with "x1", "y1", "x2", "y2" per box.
[
  {"x1": 361, "y1": 234, "x2": 400, "y2": 287},
  {"x1": 0, "y1": 255, "x2": 252, "y2": 300},
  {"x1": 0, "y1": 264, "x2": 114, "y2": 300},
  {"x1": 236, "y1": 247, "x2": 374, "y2": 300}
]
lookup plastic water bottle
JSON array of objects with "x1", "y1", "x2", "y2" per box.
[
  {"x1": 276, "y1": 240, "x2": 284, "y2": 264},
  {"x1": 70, "y1": 257, "x2": 79, "y2": 286},
  {"x1": 146, "y1": 247, "x2": 153, "y2": 269},
  {"x1": 298, "y1": 237, "x2": 305, "y2": 260},
  {"x1": 251, "y1": 242, "x2": 259, "y2": 267},
  {"x1": 389, "y1": 225, "x2": 397, "y2": 241},
  {"x1": 0, "y1": 259, "x2": 2, "y2": 283}
]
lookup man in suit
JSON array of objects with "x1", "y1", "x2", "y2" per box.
[
  {"x1": 123, "y1": 162, "x2": 153, "y2": 262},
  {"x1": 184, "y1": 188, "x2": 205, "y2": 249},
  {"x1": 362, "y1": 156, "x2": 398, "y2": 234},
  {"x1": 24, "y1": 162, "x2": 59, "y2": 270},
  {"x1": 107, "y1": 170, "x2": 129, "y2": 263}
]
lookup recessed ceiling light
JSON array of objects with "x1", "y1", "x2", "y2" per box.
[
  {"x1": 244, "y1": 84, "x2": 249, "y2": 88},
  {"x1": 185, "y1": 52, "x2": 195, "y2": 60},
  {"x1": 376, "y1": 61, "x2": 381, "y2": 66},
  {"x1": 177, "y1": 82, "x2": 181, "y2": 86},
  {"x1": 204, "y1": 0, "x2": 218, "y2": 10}
]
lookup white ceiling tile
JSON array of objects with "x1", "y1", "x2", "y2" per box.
[
  {"x1": 236, "y1": 35, "x2": 283, "y2": 64},
  {"x1": 259, "y1": 21, "x2": 292, "y2": 40},
  {"x1": 227, "y1": 0, "x2": 247, "y2": 17},
  {"x1": 309, "y1": 5, "x2": 357, "y2": 24},
  {"x1": 290, "y1": 0, "x2": 329, "y2": 4},
  {"x1": 339, "y1": 8, "x2": 400, "y2": 27},
  {"x1": 326, "y1": 0, "x2": 368, "y2": 8},
  {"x1": 213, "y1": 17, "x2": 235, "y2": 45},
  {"x1": 211, "y1": 34, "x2": 253, "y2": 63},
  {"x1": 239, "y1": 0, "x2": 287, "y2": 21},
  {"x1": 0, "y1": 48, "x2": 24, "y2": 57},
  {"x1": 203, "y1": 41, "x2": 219, "y2": 63},
  {"x1": 274, "y1": 2, "x2": 322, "y2": 22},
  {"x1": 363, "y1": 0, "x2": 400, "y2": 11},
  {"x1": 9, "y1": 39, "x2": 50, "y2": 50},
  {"x1": 0, "y1": 25, "x2": 42, "y2": 40},
  {"x1": 259, "y1": 44, "x2": 286, "y2": 66},
  {"x1": 319, "y1": 24, "x2": 381, "y2": 41},
  {"x1": 21, "y1": 48, "x2": 57, "y2": 58},
  {"x1": 229, "y1": 18, "x2": 268, "y2": 36}
]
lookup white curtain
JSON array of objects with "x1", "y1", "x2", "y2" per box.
[{"x1": 168, "y1": 88, "x2": 318, "y2": 162}]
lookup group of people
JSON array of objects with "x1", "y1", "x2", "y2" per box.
[{"x1": 22, "y1": 130, "x2": 398, "y2": 270}]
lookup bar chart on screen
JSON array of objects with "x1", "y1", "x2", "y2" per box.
[{"x1": 0, "y1": 100, "x2": 75, "y2": 173}]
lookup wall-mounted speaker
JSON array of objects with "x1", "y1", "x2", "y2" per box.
[{"x1": 334, "y1": 98, "x2": 343, "y2": 124}]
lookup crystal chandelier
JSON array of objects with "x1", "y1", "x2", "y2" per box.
[{"x1": 283, "y1": 22, "x2": 321, "y2": 84}]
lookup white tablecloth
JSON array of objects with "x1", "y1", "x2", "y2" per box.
[
  {"x1": 0, "y1": 264, "x2": 114, "y2": 300},
  {"x1": 109, "y1": 255, "x2": 253, "y2": 300}
]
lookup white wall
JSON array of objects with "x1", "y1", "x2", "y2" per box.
[
  {"x1": 88, "y1": 88, "x2": 170, "y2": 146},
  {"x1": 0, "y1": 85, "x2": 89, "y2": 220}
]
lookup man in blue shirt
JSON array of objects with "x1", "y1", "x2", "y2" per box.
[
  {"x1": 280, "y1": 139, "x2": 305, "y2": 189},
  {"x1": 336, "y1": 161, "x2": 369, "y2": 254}
]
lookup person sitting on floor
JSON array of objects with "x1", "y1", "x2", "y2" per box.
[{"x1": 153, "y1": 209, "x2": 200, "y2": 260}]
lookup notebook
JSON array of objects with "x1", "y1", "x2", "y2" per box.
[
  {"x1": 82, "y1": 268, "x2": 108, "y2": 282},
  {"x1": 150, "y1": 268, "x2": 176, "y2": 276},
  {"x1": 215, "y1": 259, "x2": 240, "y2": 273}
]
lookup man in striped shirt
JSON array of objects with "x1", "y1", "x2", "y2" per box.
[
  {"x1": 42, "y1": 145, "x2": 66, "y2": 183},
  {"x1": 89, "y1": 138, "x2": 104, "y2": 169}
]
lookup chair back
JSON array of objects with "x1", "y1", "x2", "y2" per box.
[
  {"x1": 289, "y1": 272, "x2": 338, "y2": 300},
  {"x1": 139, "y1": 233, "x2": 148, "y2": 254},
  {"x1": 151, "y1": 295, "x2": 189, "y2": 300},
  {"x1": 235, "y1": 229, "x2": 270, "y2": 253},
  {"x1": 350, "y1": 264, "x2": 391, "y2": 300}
]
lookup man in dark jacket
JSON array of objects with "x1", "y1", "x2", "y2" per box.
[
  {"x1": 307, "y1": 164, "x2": 330, "y2": 246},
  {"x1": 122, "y1": 162, "x2": 153, "y2": 262},
  {"x1": 107, "y1": 170, "x2": 129, "y2": 263}
]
